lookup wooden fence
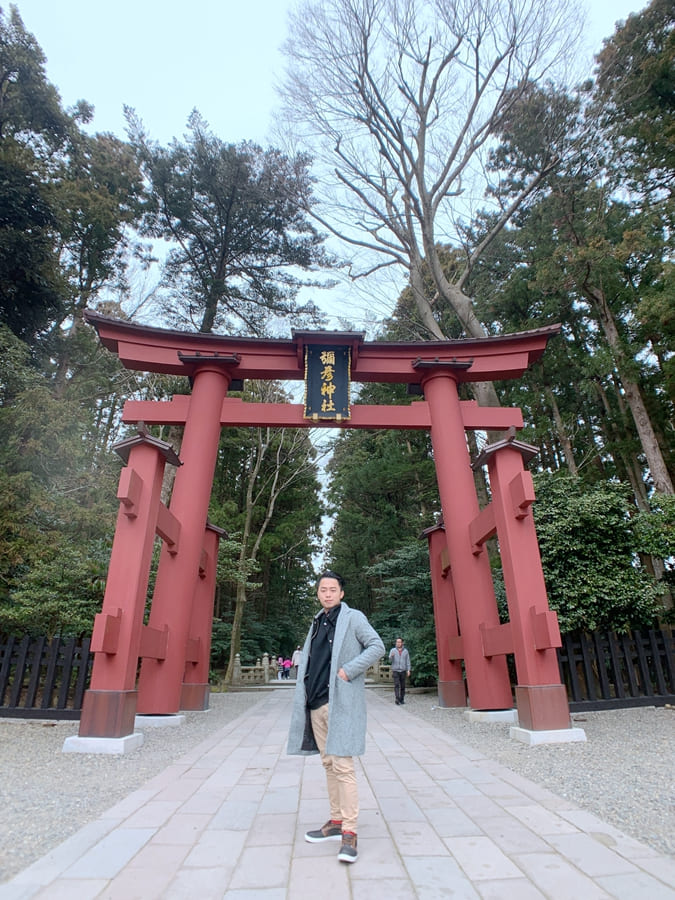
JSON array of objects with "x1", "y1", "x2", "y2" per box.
[
  {"x1": 558, "y1": 628, "x2": 675, "y2": 711},
  {"x1": 1, "y1": 628, "x2": 673, "y2": 719},
  {"x1": 0, "y1": 634, "x2": 92, "y2": 719}
]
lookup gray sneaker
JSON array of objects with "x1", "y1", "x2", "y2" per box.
[
  {"x1": 337, "y1": 831, "x2": 358, "y2": 863},
  {"x1": 305, "y1": 820, "x2": 343, "y2": 842}
]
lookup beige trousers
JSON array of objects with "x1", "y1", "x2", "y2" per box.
[{"x1": 310, "y1": 703, "x2": 359, "y2": 833}]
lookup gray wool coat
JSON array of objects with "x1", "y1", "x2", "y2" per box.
[{"x1": 287, "y1": 602, "x2": 384, "y2": 758}]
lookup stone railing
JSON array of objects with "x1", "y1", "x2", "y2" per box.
[
  {"x1": 373, "y1": 662, "x2": 392, "y2": 682},
  {"x1": 229, "y1": 652, "x2": 393, "y2": 686},
  {"x1": 232, "y1": 652, "x2": 275, "y2": 685}
]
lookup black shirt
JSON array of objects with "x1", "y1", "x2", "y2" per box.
[{"x1": 305, "y1": 604, "x2": 341, "y2": 710}]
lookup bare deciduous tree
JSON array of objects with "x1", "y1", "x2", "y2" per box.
[{"x1": 279, "y1": 0, "x2": 583, "y2": 406}]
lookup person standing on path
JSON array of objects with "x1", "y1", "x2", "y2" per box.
[
  {"x1": 389, "y1": 637, "x2": 411, "y2": 705},
  {"x1": 287, "y1": 570, "x2": 384, "y2": 864},
  {"x1": 291, "y1": 645, "x2": 302, "y2": 678}
]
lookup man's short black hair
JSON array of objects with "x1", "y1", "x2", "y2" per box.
[{"x1": 317, "y1": 570, "x2": 345, "y2": 589}]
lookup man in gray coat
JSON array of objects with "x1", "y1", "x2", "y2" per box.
[
  {"x1": 287, "y1": 571, "x2": 384, "y2": 864},
  {"x1": 389, "y1": 637, "x2": 411, "y2": 705}
]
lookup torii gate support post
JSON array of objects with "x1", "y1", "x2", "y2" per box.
[
  {"x1": 425, "y1": 525, "x2": 467, "y2": 707},
  {"x1": 476, "y1": 437, "x2": 573, "y2": 731},
  {"x1": 77, "y1": 433, "x2": 179, "y2": 740},
  {"x1": 137, "y1": 363, "x2": 232, "y2": 715},
  {"x1": 180, "y1": 522, "x2": 227, "y2": 710},
  {"x1": 420, "y1": 368, "x2": 513, "y2": 710}
]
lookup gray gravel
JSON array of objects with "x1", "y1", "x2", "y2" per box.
[{"x1": 0, "y1": 690, "x2": 672, "y2": 885}]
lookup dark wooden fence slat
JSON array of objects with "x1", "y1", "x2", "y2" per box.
[
  {"x1": 57, "y1": 637, "x2": 77, "y2": 709},
  {"x1": 25, "y1": 636, "x2": 46, "y2": 708},
  {"x1": 72, "y1": 637, "x2": 92, "y2": 709},
  {"x1": 0, "y1": 635, "x2": 16, "y2": 705},
  {"x1": 659, "y1": 628, "x2": 675, "y2": 686},
  {"x1": 621, "y1": 633, "x2": 641, "y2": 697},
  {"x1": 579, "y1": 632, "x2": 598, "y2": 701},
  {"x1": 557, "y1": 644, "x2": 566, "y2": 687},
  {"x1": 647, "y1": 630, "x2": 667, "y2": 696},
  {"x1": 633, "y1": 630, "x2": 654, "y2": 697},
  {"x1": 607, "y1": 632, "x2": 626, "y2": 699},
  {"x1": 563, "y1": 634, "x2": 583, "y2": 702},
  {"x1": 9, "y1": 635, "x2": 31, "y2": 707},
  {"x1": 592, "y1": 631, "x2": 612, "y2": 701},
  {"x1": 41, "y1": 638, "x2": 63, "y2": 709}
]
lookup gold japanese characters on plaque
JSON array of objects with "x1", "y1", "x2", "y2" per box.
[{"x1": 303, "y1": 345, "x2": 351, "y2": 421}]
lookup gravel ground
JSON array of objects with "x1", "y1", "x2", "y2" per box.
[{"x1": 0, "y1": 690, "x2": 672, "y2": 884}]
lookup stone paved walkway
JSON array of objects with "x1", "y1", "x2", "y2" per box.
[{"x1": 1, "y1": 691, "x2": 673, "y2": 899}]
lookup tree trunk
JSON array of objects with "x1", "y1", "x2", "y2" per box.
[
  {"x1": 585, "y1": 284, "x2": 673, "y2": 495},
  {"x1": 223, "y1": 424, "x2": 296, "y2": 684},
  {"x1": 225, "y1": 577, "x2": 248, "y2": 684},
  {"x1": 545, "y1": 386, "x2": 578, "y2": 476},
  {"x1": 160, "y1": 425, "x2": 184, "y2": 504}
]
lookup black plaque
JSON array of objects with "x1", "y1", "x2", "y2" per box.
[{"x1": 304, "y1": 345, "x2": 351, "y2": 420}]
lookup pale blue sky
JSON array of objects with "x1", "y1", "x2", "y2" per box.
[{"x1": 14, "y1": 0, "x2": 647, "y2": 147}]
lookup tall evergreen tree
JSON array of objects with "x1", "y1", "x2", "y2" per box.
[
  {"x1": 126, "y1": 109, "x2": 334, "y2": 335},
  {"x1": 0, "y1": 5, "x2": 72, "y2": 340}
]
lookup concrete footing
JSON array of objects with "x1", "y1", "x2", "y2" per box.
[
  {"x1": 510, "y1": 725, "x2": 587, "y2": 745},
  {"x1": 62, "y1": 732, "x2": 144, "y2": 754},
  {"x1": 134, "y1": 714, "x2": 186, "y2": 728},
  {"x1": 464, "y1": 708, "x2": 518, "y2": 724}
]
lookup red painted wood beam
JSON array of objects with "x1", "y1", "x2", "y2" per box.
[
  {"x1": 122, "y1": 397, "x2": 524, "y2": 431},
  {"x1": 85, "y1": 311, "x2": 560, "y2": 384}
]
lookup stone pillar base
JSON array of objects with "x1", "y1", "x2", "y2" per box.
[
  {"x1": 465, "y1": 708, "x2": 518, "y2": 724},
  {"x1": 135, "y1": 714, "x2": 185, "y2": 728},
  {"x1": 510, "y1": 725, "x2": 586, "y2": 745},
  {"x1": 78, "y1": 689, "x2": 137, "y2": 739},
  {"x1": 63, "y1": 732, "x2": 143, "y2": 754},
  {"x1": 437, "y1": 680, "x2": 467, "y2": 708},
  {"x1": 180, "y1": 682, "x2": 210, "y2": 710},
  {"x1": 515, "y1": 683, "x2": 571, "y2": 731}
]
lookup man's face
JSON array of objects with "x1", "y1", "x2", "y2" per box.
[
  {"x1": 317, "y1": 576, "x2": 344, "y2": 611},
  {"x1": 396, "y1": 639, "x2": 403, "y2": 649}
]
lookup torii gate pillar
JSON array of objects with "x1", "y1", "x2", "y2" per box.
[
  {"x1": 473, "y1": 434, "x2": 572, "y2": 731},
  {"x1": 137, "y1": 362, "x2": 233, "y2": 714},
  {"x1": 77, "y1": 432, "x2": 180, "y2": 741},
  {"x1": 180, "y1": 521, "x2": 227, "y2": 711},
  {"x1": 425, "y1": 525, "x2": 467, "y2": 707},
  {"x1": 420, "y1": 366, "x2": 513, "y2": 710}
]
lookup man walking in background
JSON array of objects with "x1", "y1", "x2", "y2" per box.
[
  {"x1": 287, "y1": 570, "x2": 384, "y2": 864},
  {"x1": 389, "y1": 637, "x2": 411, "y2": 705}
]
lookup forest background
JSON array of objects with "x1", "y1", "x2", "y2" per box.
[{"x1": 0, "y1": 0, "x2": 672, "y2": 687}]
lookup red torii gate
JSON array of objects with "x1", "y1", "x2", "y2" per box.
[{"x1": 74, "y1": 311, "x2": 578, "y2": 749}]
